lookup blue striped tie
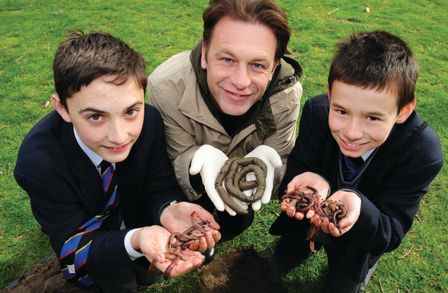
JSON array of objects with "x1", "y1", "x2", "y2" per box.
[{"x1": 59, "y1": 161, "x2": 119, "y2": 286}]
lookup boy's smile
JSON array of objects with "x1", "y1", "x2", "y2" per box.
[
  {"x1": 53, "y1": 76, "x2": 145, "y2": 163},
  {"x1": 328, "y1": 81, "x2": 415, "y2": 158}
]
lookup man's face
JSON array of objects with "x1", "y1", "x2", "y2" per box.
[
  {"x1": 53, "y1": 77, "x2": 145, "y2": 163},
  {"x1": 201, "y1": 16, "x2": 277, "y2": 116},
  {"x1": 328, "y1": 80, "x2": 414, "y2": 158}
]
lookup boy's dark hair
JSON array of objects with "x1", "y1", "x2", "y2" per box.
[
  {"x1": 53, "y1": 31, "x2": 147, "y2": 107},
  {"x1": 328, "y1": 30, "x2": 418, "y2": 110},
  {"x1": 202, "y1": 0, "x2": 290, "y2": 61}
]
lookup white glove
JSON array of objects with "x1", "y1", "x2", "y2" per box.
[
  {"x1": 244, "y1": 145, "x2": 282, "y2": 211},
  {"x1": 189, "y1": 145, "x2": 246, "y2": 216}
]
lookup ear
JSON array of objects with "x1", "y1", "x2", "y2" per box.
[
  {"x1": 200, "y1": 41, "x2": 208, "y2": 70},
  {"x1": 326, "y1": 84, "x2": 331, "y2": 101},
  {"x1": 51, "y1": 94, "x2": 72, "y2": 123},
  {"x1": 396, "y1": 99, "x2": 416, "y2": 124}
]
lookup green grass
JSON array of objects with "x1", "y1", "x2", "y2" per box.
[{"x1": 1, "y1": 0, "x2": 447, "y2": 291}]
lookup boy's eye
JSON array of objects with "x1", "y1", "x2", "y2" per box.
[
  {"x1": 88, "y1": 114, "x2": 103, "y2": 122},
  {"x1": 336, "y1": 109, "x2": 347, "y2": 115},
  {"x1": 126, "y1": 108, "x2": 138, "y2": 117},
  {"x1": 367, "y1": 116, "x2": 380, "y2": 121}
]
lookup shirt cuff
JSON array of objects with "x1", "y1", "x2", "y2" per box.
[{"x1": 124, "y1": 229, "x2": 144, "y2": 260}]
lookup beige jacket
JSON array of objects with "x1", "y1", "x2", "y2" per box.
[{"x1": 148, "y1": 49, "x2": 302, "y2": 200}]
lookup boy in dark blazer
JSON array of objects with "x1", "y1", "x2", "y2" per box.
[
  {"x1": 270, "y1": 31, "x2": 443, "y2": 292},
  {"x1": 14, "y1": 32, "x2": 220, "y2": 293}
]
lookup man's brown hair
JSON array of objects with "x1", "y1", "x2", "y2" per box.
[
  {"x1": 53, "y1": 31, "x2": 147, "y2": 106},
  {"x1": 202, "y1": 0, "x2": 290, "y2": 60}
]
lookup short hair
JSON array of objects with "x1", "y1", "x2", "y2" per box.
[
  {"x1": 328, "y1": 30, "x2": 418, "y2": 110},
  {"x1": 53, "y1": 31, "x2": 147, "y2": 106},
  {"x1": 202, "y1": 0, "x2": 290, "y2": 61}
]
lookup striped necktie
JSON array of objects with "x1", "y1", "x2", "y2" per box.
[{"x1": 59, "y1": 161, "x2": 119, "y2": 286}]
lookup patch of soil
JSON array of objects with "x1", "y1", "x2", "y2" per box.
[
  {"x1": 5, "y1": 249, "x2": 286, "y2": 293},
  {"x1": 198, "y1": 248, "x2": 287, "y2": 293},
  {"x1": 4, "y1": 255, "x2": 86, "y2": 293}
]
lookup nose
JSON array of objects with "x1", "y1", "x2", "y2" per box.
[
  {"x1": 231, "y1": 65, "x2": 251, "y2": 90},
  {"x1": 108, "y1": 119, "x2": 127, "y2": 145},
  {"x1": 343, "y1": 119, "x2": 363, "y2": 141}
]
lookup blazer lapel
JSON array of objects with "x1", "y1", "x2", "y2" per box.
[{"x1": 60, "y1": 123, "x2": 105, "y2": 215}]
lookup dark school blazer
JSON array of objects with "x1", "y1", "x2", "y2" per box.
[
  {"x1": 271, "y1": 94, "x2": 443, "y2": 281},
  {"x1": 15, "y1": 105, "x2": 186, "y2": 274}
]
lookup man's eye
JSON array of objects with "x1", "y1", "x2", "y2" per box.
[
  {"x1": 222, "y1": 57, "x2": 233, "y2": 63},
  {"x1": 251, "y1": 63, "x2": 264, "y2": 70},
  {"x1": 367, "y1": 116, "x2": 380, "y2": 121}
]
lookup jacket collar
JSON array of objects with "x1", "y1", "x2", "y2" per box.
[{"x1": 189, "y1": 42, "x2": 302, "y2": 139}]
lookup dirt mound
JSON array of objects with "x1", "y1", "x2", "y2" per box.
[
  {"x1": 5, "y1": 249, "x2": 285, "y2": 292},
  {"x1": 198, "y1": 248, "x2": 286, "y2": 293},
  {"x1": 4, "y1": 255, "x2": 85, "y2": 293}
]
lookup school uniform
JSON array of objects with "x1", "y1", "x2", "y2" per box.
[
  {"x1": 14, "y1": 105, "x2": 186, "y2": 292},
  {"x1": 270, "y1": 94, "x2": 443, "y2": 291}
]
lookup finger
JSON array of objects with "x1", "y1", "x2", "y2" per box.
[
  {"x1": 204, "y1": 232, "x2": 216, "y2": 249},
  {"x1": 212, "y1": 230, "x2": 221, "y2": 242},
  {"x1": 252, "y1": 200, "x2": 262, "y2": 211},
  {"x1": 224, "y1": 205, "x2": 237, "y2": 216},
  {"x1": 306, "y1": 209, "x2": 316, "y2": 219},
  {"x1": 197, "y1": 237, "x2": 208, "y2": 253},
  {"x1": 294, "y1": 212, "x2": 305, "y2": 221},
  {"x1": 261, "y1": 165, "x2": 274, "y2": 204},
  {"x1": 187, "y1": 240, "x2": 200, "y2": 251},
  {"x1": 285, "y1": 206, "x2": 296, "y2": 218},
  {"x1": 189, "y1": 152, "x2": 204, "y2": 175}
]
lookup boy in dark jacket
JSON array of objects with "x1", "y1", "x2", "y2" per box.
[
  {"x1": 14, "y1": 31, "x2": 220, "y2": 292},
  {"x1": 270, "y1": 30, "x2": 443, "y2": 292}
]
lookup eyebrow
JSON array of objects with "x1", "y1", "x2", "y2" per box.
[
  {"x1": 78, "y1": 101, "x2": 144, "y2": 114},
  {"x1": 332, "y1": 102, "x2": 386, "y2": 117}
]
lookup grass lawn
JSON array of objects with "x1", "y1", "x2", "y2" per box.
[{"x1": 1, "y1": 0, "x2": 447, "y2": 292}]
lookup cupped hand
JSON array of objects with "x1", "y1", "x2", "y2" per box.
[
  {"x1": 310, "y1": 189, "x2": 361, "y2": 237},
  {"x1": 160, "y1": 201, "x2": 221, "y2": 252},
  {"x1": 132, "y1": 226, "x2": 205, "y2": 277}
]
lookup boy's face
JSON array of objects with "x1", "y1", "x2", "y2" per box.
[
  {"x1": 328, "y1": 81, "x2": 415, "y2": 158},
  {"x1": 201, "y1": 16, "x2": 277, "y2": 116},
  {"x1": 52, "y1": 76, "x2": 145, "y2": 163}
]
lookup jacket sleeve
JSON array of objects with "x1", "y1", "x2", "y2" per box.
[
  {"x1": 263, "y1": 81, "x2": 303, "y2": 188},
  {"x1": 139, "y1": 106, "x2": 188, "y2": 224},
  {"x1": 343, "y1": 130, "x2": 443, "y2": 254},
  {"x1": 277, "y1": 94, "x2": 330, "y2": 196},
  {"x1": 148, "y1": 75, "x2": 201, "y2": 200}
]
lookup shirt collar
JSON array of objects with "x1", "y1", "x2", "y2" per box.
[
  {"x1": 361, "y1": 148, "x2": 375, "y2": 161},
  {"x1": 73, "y1": 128, "x2": 112, "y2": 171}
]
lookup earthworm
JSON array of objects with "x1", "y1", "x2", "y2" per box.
[{"x1": 215, "y1": 157, "x2": 267, "y2": 214}]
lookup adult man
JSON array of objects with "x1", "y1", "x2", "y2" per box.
[{"x1": 148, "y1": 0, "x2": 302, "y2": 237}]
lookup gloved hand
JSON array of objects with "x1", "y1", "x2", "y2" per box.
[
  {"x1": 189, "y1": 145, "x2": 246, "y2": 216},
  {"x1": 244, "y1": 145, "x2": 282, "y2": 211}
]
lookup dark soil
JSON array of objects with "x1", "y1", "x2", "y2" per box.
[
  {"x1": 3, "y1": 255, "x2": 86, "y2": 293},
  {"x1": 198, "y1": 248, "x2": 287, "y2": 293},
  {"x1": 4, "y1": 248, "x2": 285, "y2": 293}
]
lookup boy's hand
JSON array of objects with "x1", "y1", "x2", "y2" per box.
[
  {"x1": 311, "y1": 189, "x2": 361, "y2": 237},
  {"x1": 161, "y1": 202, "x2": 221, "y2": 253},
  {"x1": 190, "y1": 144, "x2": 247, "y2": 216},
  {"x1": 131, "y1": 226, "x2": 205, "y2": 277},
  {"x1": 281, "y1": 172, "x2": 330, "y2": 220},
  {"x1": 243, "y1": 145, "x2": 282, "y2": 211}
]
